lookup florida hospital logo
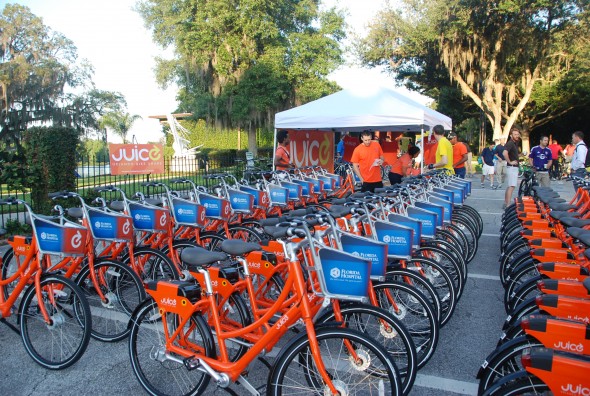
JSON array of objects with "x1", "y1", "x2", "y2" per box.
[
  {"x1": 71, "y1": 231, "x2": 82, "y2": 249},
  {"x1": 95, "y1": 221, "x2": 101, "y2": 229},
  {"x1": 40, "y1": 232, "x2": 47, "y2": 240},
  {"x1": 330, "y1": 268, "x2": 341, "y2": 278},
  {"x1": 383, "y1": 235, "x2": 391, "y2": 243},
  {"x1": 134, "y1": 214, "x2": 141, "y2": 220}
]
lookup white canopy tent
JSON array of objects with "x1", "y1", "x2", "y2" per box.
[
  {"x1": 273, "y1": 86, "x2": 452, "y2": 171},
  {"x1": 274, "y1": 86, "x2": 452, "y2": 132}
]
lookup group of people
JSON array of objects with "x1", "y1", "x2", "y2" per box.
[{"x1": 274, "y1": 127, "x2": 589, "y2": 208}]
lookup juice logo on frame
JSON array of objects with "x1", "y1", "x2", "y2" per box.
[
  {"x1": 109, "y1": 144, "x2": 164, "y2": 175},
  {"x1": 289, "y1": 131, "x2": 334, "y2": 172}
]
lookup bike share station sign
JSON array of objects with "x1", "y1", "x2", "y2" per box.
[{"x1": 109, "y1": 144, "x2": 164, "y2": 175}]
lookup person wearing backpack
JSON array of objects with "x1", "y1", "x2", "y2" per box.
[{"x1": 570, "y1": 131, "x2": 588, "y2": 183}]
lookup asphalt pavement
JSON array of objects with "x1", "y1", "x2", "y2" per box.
[{"x1": 0, "y1": 177, "x2": 575, "y2": 395}]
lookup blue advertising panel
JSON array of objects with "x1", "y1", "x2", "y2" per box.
[
  {"x1": 172, "y1": 197, "x2": 207, "y2": 227},
  {"x1": 317, "y1": 175, "x2": 334, "y2": 191},
  {"x1": 318, "y1": 247, "x2": 371, "y2": 300},
  {"x1": 290, "y1": 180, "x2": 311, "y2": 196},
  {"x1": 325, "y1": 173, "x2": 341, "y2": 188},
  {"x1": 429, "y1": 196, "x2": 453, "y2": 222},
  {"x1": 34, "y1": 218, "x2": 87, "y2": 255},
  {"x1": 280, "y1": 181, "x2": 303, "y2": 201},
  {"x1": 387, "y1": 214, "x2": 422, "y2": 247},
  {"x1": 407, "y1": 206, "x2": 437, "y2": 237},
  {"x1": 268, "y1": 185, "x2": 288, "y2": 206},
  {"x1": 432, "y1": 187, "x2": 454, "y2": 203},
  {"x1": 228, "y1": 189, "x2": 254, "y2": 213},
  {"x1": 415, "y1": 201, "x2": 444, "y2": 227},
  {"x1": 129, "y1": 202, "x2": 170, "y2": 232},
  {"x1": 87, "y1": 208, "x2": 133, "y2": 241},
  {"x1": 373, "y1": 220, "x2": 414, "y2": 258},
  {"x1": 304, "y1": 177, "x2": 324, "y2": 193},
  {"x1": 340, "y1": 233, "x2": 388, "y2": 279},
  {"x1": 239, "y1": 186, "x2": 269, "y2": 209},
  {"x1": 198, "y1": 194, "x2": 232, "y2": 220}
]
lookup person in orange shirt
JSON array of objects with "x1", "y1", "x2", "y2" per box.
[
  {"x1": 351, "y1": 131, "x2": 385, "y2": 192},
  {"x1": 449, "y1": 132, "x2": 468, "y2": 178},
  {"x1": 274, "y1": 129, "x2": 294, "y2": 171},
  {"x1": 388, "y1": 146, "x2": 421, "y2": 185}
]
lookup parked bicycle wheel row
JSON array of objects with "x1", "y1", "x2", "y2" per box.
[
  {"x1": 477, "y1": 179, "x2": 590, "y2": 395},
  {"x1": 0, "y1": 167, "x2": 480, "y2": 395}
]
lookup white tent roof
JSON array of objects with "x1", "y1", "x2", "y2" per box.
[{"x1": 275, "y1": 86, "x2": 452, "y2": 132}]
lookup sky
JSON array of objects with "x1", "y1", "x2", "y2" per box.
[{"x1": 8, "y1": 0, "x2": 428, "y2": 143}]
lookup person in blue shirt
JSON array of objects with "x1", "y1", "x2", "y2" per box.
[
  {"x1": 480, "y1": 142, "x2": 496, "y2": 188},
  {"x1": 336, "y1": 131, "x2": 348, "y2": 162},
  {"x1": 528, "y1": 135, "x2": 552, "y2": 187}
]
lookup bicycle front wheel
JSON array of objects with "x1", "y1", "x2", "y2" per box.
[
  {"x1": 76, "y1": 259, "x2": 146, "y2": 342},
  {"x1": 128, "y1": 299, "x2": 215, "y2": 396},
  {"x1": 20, "y1": 274, "x2": 91, "y2": 370},
  {"x1": 268, "y1": 327, "x2": 403, "y2": 396}
]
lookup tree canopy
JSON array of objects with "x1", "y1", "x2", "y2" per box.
[
  {"x1": 137, "y1": 0, "x2": 346, "y2": 153},
  {"x1": 0, "y1": 3, "x2": 125, "y2": 144},
  {"x1": 358, "y1": 0, "x2": 590, "y2": 150},
  {"x1": 99, "y1": 111, "x2": 143, "y2": 143}
]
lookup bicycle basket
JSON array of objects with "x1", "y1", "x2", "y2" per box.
[
  {"x1": 280, "y1": 181, "x2": 303, "y2": 201},
  {"x1": 340, "y1": 233, "x2": 387, "y2": 280},
  {"x1": 267, "y1": 184, "x2": 288, "y2": 206},
  {"x1": 407, "y1": 206, "x2": 437, "y2": 238},
  {"x1": 33, "y1": 217, "x2": 88, "y2": 256},
  {"x1": 171, "y1": 197, "x2": 207, "y2": 227},
  {"x1": 239, "y1": 186, "x2": 269, "y2": 209},
  {"x1": 227, "y1": 188, "x2": 254, "y2": 214},
  {"x1": 388, "y1": 213, "x2": 422, "y2": 248},
  {"x1": 317, "y1": 175, "x2": 335, "y2": 191},
  {"x1": 87, "y1": 207, "x2": 133, "y2": 241},
  {"x1": 428, "y1": 195, "x2": 453, "y2": 222},
  {"x1": 304, "y1": 177, "x2": 324, "y2": 193},
  {"x1": 128, "y1": 202, "x2": 170, "y2": 232},
  {"x1": 415, "y1": 201, "x2": 444, "y2": 227},
  {"x1": 373, "y1": 220, "x2": 414, "y2": 259},
  {"x1": 290, "y1": 179, "x2": 312, "y2": 197},
  {"x1": 317, "y1": 246, "x2": 371, "y2": 301},
  {"x1": 197, "y1": 193, "x2": 232, "y2": 220},
  {"x1": 324, "y1": 173, "x2": 342, "y2": 188}
]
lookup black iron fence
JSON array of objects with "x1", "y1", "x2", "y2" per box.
[{"x1": 0, "y1": 150, "x2": 274, "y2": 228}]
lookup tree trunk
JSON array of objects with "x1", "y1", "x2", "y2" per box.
[
  {"x1": 520, "y1": 128, "x2": 531, "y2": 155},
  {"x1": 247, "y1": 124, "x2": 258, "y2": 156}
]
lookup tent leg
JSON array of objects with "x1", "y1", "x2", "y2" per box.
[{"x1": 272, "y1": 128, "x2": 277, "y2": 171}]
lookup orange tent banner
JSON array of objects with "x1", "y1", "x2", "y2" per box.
[
  {"x1": 342, "y1": 136, "x2": 358, "y2": 162},
  {"x1": 286, "y1": 130, "x2": 334, "y2": 172},
  {"x1": 109, "y1": 144, "x2": 165, "y2": 175}
]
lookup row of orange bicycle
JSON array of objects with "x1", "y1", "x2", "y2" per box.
[
  {"x1": 477, "y1": 176, "x2": 590, "y2": 395},
  {"x1": 0, "y1": 166, "x2": 480, "y2": 395}
]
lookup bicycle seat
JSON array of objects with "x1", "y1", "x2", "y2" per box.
[
  {"x1": 180, "y1": 247, "x2": 228, "y2": 268},
  {"x1": 566, "y1": 226, "x2": 590, "y2": 239},
  {"x1": 550, "y1": 211, "x2": 581, "y2": 220},
  {"x1": 329, "y1": 205, "x2": 351, "y2": 218},
  {"x1": 67, "y1": 207, "x2": 84, "y2": 219},
  {"x1": 549, "y1": 202, "x2": 577, "y2": 211},
  {"x1": 220, "y1": 239, "x2": 261, "y2": 256},
  {"x1": 110, "y1": 200, "x2": 125, "y2": 212},
  {"x1": 144, "y1": 197, "x2": 163, "y2": 207},
  {"x1": 263, "y1": 226, "x2": 289, "y2": 239},
  {"x1": 560, "y1": 217, "x2": 590, "y2": 228},
  {"x1": 584, "y1": 277, "x2": 590, "y2": 293}
]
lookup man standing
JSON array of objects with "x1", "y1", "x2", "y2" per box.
[
  {"x1": 351, "y1": 130, "x2": 385, "y2": 192},
  {"x1": 547, "y1": 139, "x2": 564, "y2": 180},
  {"x1": 427, "y1": 125, "x2": 454, "y2": 174},
  {"x1": 570, "y1": 131, "x2": 587, "y2": 181},
  {"x1": 494, "y1": 138, "x2": 506, "y2": 188},
  {"x1": 480, "y1": 142, "x2": 496, "y2": 188},
  {"x1": 529, "y1": 135, "x2": 553, "y2": 187},
  {"x1": 449, "y1": 132, "x2": 468, "y2": 178},
  {"x1": 274, "y1": 129, "x2": 294, "y2": 171},
  {"x1": 503, "y1": 128, "x2": 522, "y2": 209},
  {"x1": 336, "y1": 131, "x2": 348, "y2": 161}
]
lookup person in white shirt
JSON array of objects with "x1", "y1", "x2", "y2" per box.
[{"x1": 570, "y1": 130, "x2": 587, "y2": 181}]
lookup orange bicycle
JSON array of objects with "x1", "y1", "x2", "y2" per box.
[{"x1": 0, "y1": 198, "x2": 91, "y2": 369}]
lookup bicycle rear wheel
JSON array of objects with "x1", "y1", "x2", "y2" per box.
[
  {"x1": 268, "y1": 326, "x2": 403, "y2": 396},
  {"x1": 20, "y1": 274, "x2": 91, "y2": 369},
  {"x1": 128, "y1": 299, "x2": 215, "y2": 396}
]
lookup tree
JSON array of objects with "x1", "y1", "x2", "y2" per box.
[
  {"x1": 99, "y1": 112, "x2": 143, "y2": 144},
  {"x1": 358, "y1": 0, "x2": 588, "y2": 151},
  {"x1": 137, "y1": 0, "x2": 346, "y2": 155},
  {"x1": 0, "y1": 4, "x2": 125, "y2": 143}
]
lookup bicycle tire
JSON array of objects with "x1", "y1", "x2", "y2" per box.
[
  {"x1": 455, "y1": 205, "x2": 483, "y2": 237},
  {"x1": 503, "y1": 263, "x2": 540, "y2": 305},
  {"x1": 19, "y1": 274, "x2": 91, "y2": 369},
  {"x1": 503, "y1": 298, "x2": 540, "y2": 331},
  {"x1": 75, "y1": 259, "x2": 146, "y2": 342},
  {"x1": 441, "y1": 223, "x2": 470, "y2": 265},
  {"x1": 372, "y1": 280, "x2": 440, "y2": 368},
  {"x1": 426, "y1": 236, "x2": 467, "y2": 278},
  {"x1": 221, "y1": 225, "x2": 264, "y2": 243},
  {"x1": 504, "y1": 275, "x2": 543, "y2": 314},
  {"x1": 267, "y1": 326, "x2": 403, "y2": 396},
  {"x1": 197, "y1": 231, "x2": 226, "y2": 252},
  {"x1": 213, "y1": 292, "x2": 253, "y2": 362},
  {"x1": 398, "y1": 257, "x2": 457, "y2": 326},
  {"x1": 128, "y1": 247, "x2": 180, "y2": 281},
  {"x1": 128, "y1": 298, "x2": 215, "y2": 396},
  {"x1": 316, "y1": 303, "x2": 417, "y2": 395},
  {"x1": 413, "y1": 246, "x2": 464, "y2": 299},
  {"x1": 477, "y1": 335, "x2": 542, "y2": 395},
  {"x1": 481, "y1": 370, "x2": 548, "y2": 396},
  {"x1": 451, "y1": 215, "x2": 479, "y2": 263},
  {"x1": 1, "y1": 247, "x2": 19, "y2": 301},
  {"x1": 386, "y1": 268, "x2": 442, "y2": 324},
  {"x1": 434, "y1": 228, "x2": 466, "y2": 259}
]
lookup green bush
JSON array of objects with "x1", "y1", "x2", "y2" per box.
[{"x1": 4, "y1": 218, "x2": 31, "y2": 236}]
